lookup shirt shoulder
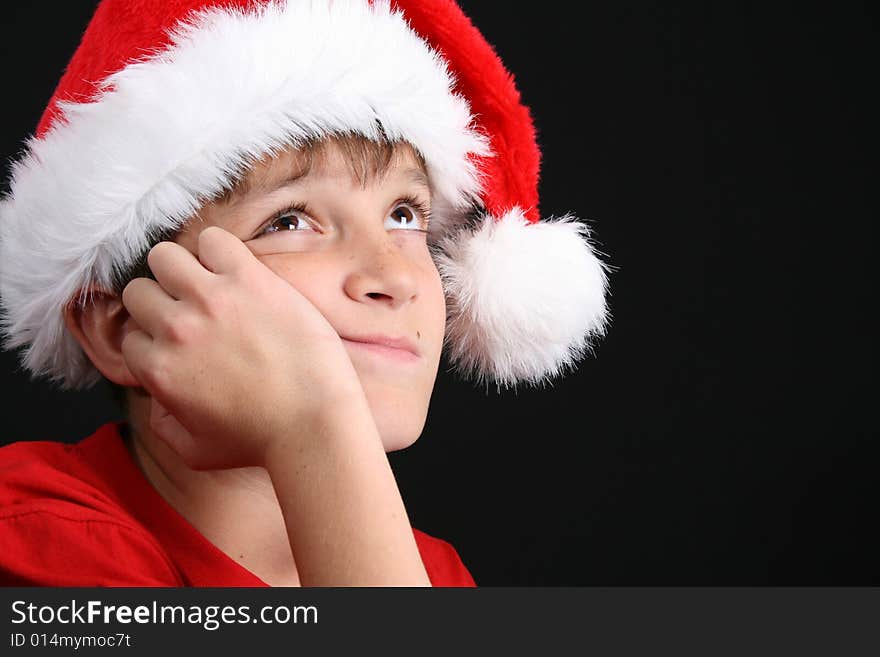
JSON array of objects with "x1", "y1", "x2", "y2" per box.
[
  {"x1": 0, "y1": 428, "x2": 134, "y2": 522},
  {"x1": 412, "y1": 527, "x2": 477, "y2": 587},
  {"x1": 0, "y1": 429, "x2": 183, "y2": 586}
]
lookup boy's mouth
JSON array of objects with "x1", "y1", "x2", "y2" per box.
[{"x1": 340, "y1": 334, "x2": 422, "y2": 362}]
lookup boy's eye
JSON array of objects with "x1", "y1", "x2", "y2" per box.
[
  {"x1": 259, "y1": 205, "x2": 313, "y2": 236},
  {"x1": 256, "y1": 196, "x2": 431, "y2": 239},
  {"x1": 385, "y1": 199, "x2": 431, "y2": 233}
]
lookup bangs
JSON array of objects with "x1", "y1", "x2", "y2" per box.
[{"x1": 214, "y1": 133, "x2": 428, "y2": 204}]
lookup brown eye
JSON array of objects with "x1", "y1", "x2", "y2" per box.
[
  {"x1": 392, "y1": 206, "x2": 416, "y2": 227},
  {"x1": 385, "y1": 201, "x2": 430, "y2": 232},
  {"x1": 259, "y1": 206, "x2": 313, "y2": 237}
]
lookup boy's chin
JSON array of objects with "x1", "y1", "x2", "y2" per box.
[
  {"x1": 358, "y1": 381, "x2": 431, "y2": 452},
  {"x1": 374, "y1": 415, "x2": 424, "y2": 453},
  {"x1": 380, "y1": 432, "x2": 421, "y2": 453},
  {"x1": 369, "y1": 409, "x2": 427, "y2": 453}
]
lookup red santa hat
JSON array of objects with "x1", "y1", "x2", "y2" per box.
[{"x1": 0, "y1": 0, "x2": 611, "y2": 391}]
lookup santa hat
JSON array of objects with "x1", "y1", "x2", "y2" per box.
[{"x1": 0, "y1": 0, "x2": 611, "y2": 392}]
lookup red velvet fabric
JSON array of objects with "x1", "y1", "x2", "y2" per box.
[{"x1": 0, "y1": 422, "x2": 476, "y2": 587}]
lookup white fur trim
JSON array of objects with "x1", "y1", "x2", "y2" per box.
[
  {"x1": 0, "y1": 0, "x2": 491, "y2": 388},
  {"x1": 434, "y1": 208, "x2": 611, "y2": 390}
]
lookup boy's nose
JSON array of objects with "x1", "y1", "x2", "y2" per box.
[{"x1": 341, "y1": 238, "x2": 420, "y2": 309}]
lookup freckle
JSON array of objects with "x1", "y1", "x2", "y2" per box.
[{"x1": 417, "y1": 331, "x2": 421, "y2": 339}]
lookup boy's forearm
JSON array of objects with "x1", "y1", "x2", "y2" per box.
[{"x1": 264, "y1": 396, "x2": 431, "y2": 587}]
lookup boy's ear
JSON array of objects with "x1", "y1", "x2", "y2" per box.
[{"x1": 63, "y1": 289, "x2": 141, "y2": 387}]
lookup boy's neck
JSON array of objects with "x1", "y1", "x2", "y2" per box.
[{"x1": 122, "y1": 395, "x2": 301, "y2": 586}]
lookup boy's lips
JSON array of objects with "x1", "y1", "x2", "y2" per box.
[{"x1": 339, "y1": 333, "x2": 422, "y2": 361}]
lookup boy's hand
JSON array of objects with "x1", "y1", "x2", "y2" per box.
[{"x1": 120, "y1": 226, "x2": 366, "y2": 470}]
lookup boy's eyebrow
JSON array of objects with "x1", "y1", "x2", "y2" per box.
[
  {"x1": 251, "y1": 160, "x2": 312, "y2": 198},
  {"x1": 263, "y1": 167, "x2": 310, "y2": 196},
  {"x1": 403, "y1": 168, "x2": 432, "y2": 197}
]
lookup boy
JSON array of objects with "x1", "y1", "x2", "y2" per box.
[{"x1": 0, "y1": 0, "x2": 610, "y2": 586}]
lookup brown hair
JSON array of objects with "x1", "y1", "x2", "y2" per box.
[{"x1": 104, "y1": 133, "x2": 428, "y2": 412}]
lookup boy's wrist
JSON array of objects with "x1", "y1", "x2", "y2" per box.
[
  {"x1": 262, "y1": 382, "x2": 379, "y2": 473},
  {"x1": 261, "y1": 387, "x2": 430, "y2": 586}
]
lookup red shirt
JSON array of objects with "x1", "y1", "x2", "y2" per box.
[{"x1": 0, "y1": 422, "x2": 475, "y2": 587}]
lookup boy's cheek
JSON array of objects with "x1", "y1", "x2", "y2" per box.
[
  {"x1": 253, "y1": 253, "x2": 331, "y2": 298},
  {"x1": 236, "y1": 249, "x2": 447, "y2": 360}
]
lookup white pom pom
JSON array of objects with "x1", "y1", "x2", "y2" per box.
[{"x1": 433, "y1": 207, "x2": 612, "y2": 390}]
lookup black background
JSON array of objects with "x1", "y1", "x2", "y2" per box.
[{"x1": 0, "y1": 2, "x2": 875, "y2": 585}]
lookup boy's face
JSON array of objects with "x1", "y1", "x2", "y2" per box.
[{"x1": 172, "y1": 142, "x2": 446, "y2": 452}]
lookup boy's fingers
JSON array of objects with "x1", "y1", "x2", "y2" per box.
[
  {"x1": 149, "y1": 399, "x2": 199, "y2": 464},
  {"x1": 147, "y1": 241, "x2": 214, "y2": 301},
  {"x1": 119, "y1": 327, "x2": 153, "y2": 388},
  {"x1": 121, "y1": 277, "x2": 179, "y2": 339},
  {"x1": 196, "y1": 226, "x2": 256, "y2": 275}
]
